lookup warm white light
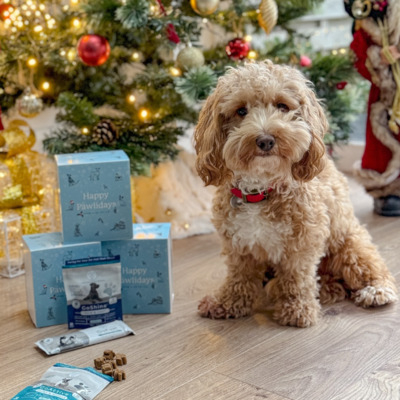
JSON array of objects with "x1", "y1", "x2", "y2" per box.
[
  {"x1": 81, "y1": 127, "x2": 90, "y2": 135},
  {"x1": 244, "y1": 35, "x2": 252, "y2": 42},
  {"x1": 247, "y1": 50, "x2": 257, "y2": 59},
  {"x1": 139, "y1": 108, "x2": 149, "y2": 119},
  {"x1": 132, "y1": 52, "x2": 140, "y2": 61},
  {"x1": 67, "y1": 48, "x2": 76, "y2": 61},
  {"x1": 169, "y1": 67, "x2": 181, "y2": 77},
  {"x1": 41, "y1": 81, "x2": 50, "y2": 91},
  {"x1": 71, "y1": 18, "x2": 80, "y2": 28},
  {"x1": 33, "y1": 25, "x2": 43, "y2": 32},
  {"x1": 127, "y1": 94, "x2": 136, "y2": 103},
  {"x1": 27, "y1": 57, "x2": 38, "y2": 67}
]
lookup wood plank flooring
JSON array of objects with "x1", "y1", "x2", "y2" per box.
[{"x1": 1, "y1": 176, "x2": 399, "y2": 400}]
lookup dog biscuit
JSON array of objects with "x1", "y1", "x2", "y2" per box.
[
  {"x1": 115, "y1": 353, "x2": 127, "y2": 366},
  {"x1": 94, "y1": 349, "x2": 127, "y2": 381},
  {"x1": 113, "y1": 368, "x2": 126, "y2": 381}
]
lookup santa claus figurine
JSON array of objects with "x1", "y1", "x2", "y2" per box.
[{"x1": 345, "y1": 0, "x2": 400, "y2": 216}]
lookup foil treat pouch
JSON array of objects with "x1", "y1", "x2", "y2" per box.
[
  {"x1": 62, "y1": 256, "x2": 122, "y2": 329},
  {"x1": 11, "y1": 363, "x2": 113, "y2": 400},
  {"x1": 36, "y1": 320, "x2": 135, "y2": 356}
]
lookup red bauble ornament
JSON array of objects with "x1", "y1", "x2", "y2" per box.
[
  {"x1": 299, "y1": 55, "x2": 312, "y2": 67},
  {"x1": 225, "y1": 38, "x2": 250, "y2": 60},
  {"x1": 0, "y1": 3, "x2": 14, "y2": 21},
  {"x1": 77, "y1": 34, "x2": 110, "y2": 67},
  {"x1": 336, "y1": 81, "x2": 348, "y2": 90}
]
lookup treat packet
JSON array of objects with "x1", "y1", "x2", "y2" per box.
[
  {"x1": 11, "y1": 363, "x2": 113, "y2": 400},
  {"x1": 36, "y1": 320, "x2": 134, "y2": 356},
  {"x1": 62, "y1": 256, "x2": 122, "y2": 329}
]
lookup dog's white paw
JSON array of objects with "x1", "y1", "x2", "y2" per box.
[{"x1": 354, "y1": 286, "x2": 398, "y2": 308}]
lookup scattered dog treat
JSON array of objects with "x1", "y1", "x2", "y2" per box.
[
  {"x1": 113, "y1": 368, "x2": 126, "y2": 381},
  {"x1": 94, "y1": 350, "x2": 127, "y2": 381},
  {"x1": 36, "y1": 320, "x2": 135, "y2": 356},
  {"x1": 103, "y1": 349, "x2": 115, "y2": 359},
  {"x1": 115, "y1": 353, "x2": 127, "y2": 366}
]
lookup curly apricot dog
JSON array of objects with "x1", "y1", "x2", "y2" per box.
[{"x1": 194, "y1": 61, "x2": 397, "y2": 327}]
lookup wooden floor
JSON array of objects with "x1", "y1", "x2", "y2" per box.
[{"x1": 1, "y1": 176, "x2": 400, "y2": 400}]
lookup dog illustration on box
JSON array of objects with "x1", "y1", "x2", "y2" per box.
[
  {"x1": 89, "y1": 168, "x2": 100, "y2": 181},
  {"x1": 66, "y1": 174, "x2": 79, "y2": 186}
]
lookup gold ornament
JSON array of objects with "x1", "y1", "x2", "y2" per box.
[
  {"x1": 258, "y1": 0, "x2": 278, "y2": 35},
  {"x1": 176, "y1": 47, "x2": 205, "y2": 70},
  {"x1": 351, "y1": 0, "x2": 372, "y2": 19},
  {"x1": 16, "y1": 88, "x2": 43, "y2": 118},
  {"x1": 1, "y1": 120, "x2": 36, "y2": 157},
  {"x1": 190, "y1": 0, "x2": 219, "y2": 16},
  {"x1": 0, "y1": 152, "x2": 39, "y2": 209}
]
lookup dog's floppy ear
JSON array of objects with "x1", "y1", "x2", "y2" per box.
[
  {"x1": 194, "y1": 88, "x2": 228, "y2": 186},
  {"x1": 292, "y1": 88, "x2": 328, "y2": 182}
]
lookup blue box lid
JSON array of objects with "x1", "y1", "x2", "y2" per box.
[
  {"x1": 55, "y1": 150, "x2": 129, "y2": 166},
  {"x1": 23, "y1": 232, "x2": 100, "y2": 251}
]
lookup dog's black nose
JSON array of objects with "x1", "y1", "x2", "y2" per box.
[{"x1": 256, "y1": 134, "x2": 275, "y2": 152}]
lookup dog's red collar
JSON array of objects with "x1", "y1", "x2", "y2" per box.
[{"x1": 230, "y1": 187, "x2": 273, "y2": 203}]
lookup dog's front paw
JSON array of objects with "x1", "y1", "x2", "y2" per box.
[
  {"x1": 353, "y1": 286, "x2": 398, "y2": 308},
  {"x1": 274, "y1": 299, "x2": 320, "y2": 328},
  {"x1": 198, "y1": 295, "x2": 252, "y2": 319},
  {"x1": 198, "y1": 295, "x2": 229, "y2": 319}
]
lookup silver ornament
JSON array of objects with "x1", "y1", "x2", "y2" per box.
[{"x1": 17, "y1": 88, "x2": 43, "y2": 118}]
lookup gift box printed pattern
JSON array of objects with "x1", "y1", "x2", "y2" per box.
[
  {"x1": 55, "y1": 150, "x2": 133, "y2": 244},
  {"x1": 102, "y1": 223, "x2": 173, "y2": 314},
  {"x1": 23, "y1": 232, "x2": 102, "y2": 327}
]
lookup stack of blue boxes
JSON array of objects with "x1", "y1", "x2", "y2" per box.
[{"x1": 23, "y1": 151, "x2": 173, "y2": 328}]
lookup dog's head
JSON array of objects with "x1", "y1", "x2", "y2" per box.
[{"x1": 194, "y1": 61, "x2": 328, "y2": 186}]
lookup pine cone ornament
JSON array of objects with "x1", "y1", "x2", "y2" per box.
[{"x1": 91, "y1": 119, "x2": 118, "y2": 145}]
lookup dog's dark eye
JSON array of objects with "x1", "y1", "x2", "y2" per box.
[
  {"x1": 236, "y1": 107, "x2": 248, "y2": 117},
  {"x1": 277, "y1": 103, "x2": 290, "y2": 112}
]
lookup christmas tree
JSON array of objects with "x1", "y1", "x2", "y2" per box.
[{"x1": 0, "y1": 0, "x2": 359, "y2": 175}]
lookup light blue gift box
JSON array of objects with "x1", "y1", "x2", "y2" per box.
[
  {"x1": 102, "y1": 223, "x2": 173, "y2": 314},
  {"x1": 55, "y1": 150, "x2": 133, "y2": 244},
  {"x1": 23, "y1": 232, "x2": 102, "y2": 328}
]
